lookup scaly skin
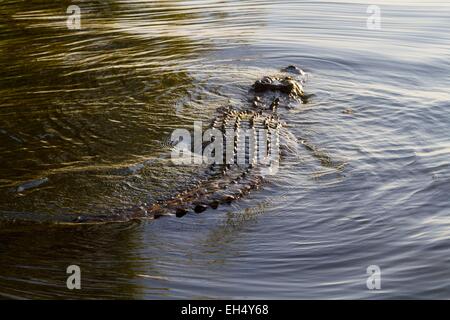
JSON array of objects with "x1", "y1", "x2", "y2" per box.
[{"x1": 72, "y1": 67, "x2": 307, "y2": 223}]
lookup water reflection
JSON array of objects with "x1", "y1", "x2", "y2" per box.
[
  {"x1": 0, "y1": 0, "x2": 267, "y2": 299},
  {"x1": 1, "y1": 0, "x2": 450, "y2": 299},
  {"x1": 0, "y1": 1, "x2": 220, "y2": 218},
  {"x1": 0, "y1": 221, "x2": 166, "y2": 299}
]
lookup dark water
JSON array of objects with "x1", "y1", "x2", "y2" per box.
[{"x1": 0, "y1": 0, "x2": 449, "y2": 299}]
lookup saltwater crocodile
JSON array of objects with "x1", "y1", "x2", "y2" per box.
[{"x1": 73, "y1": 66, "x2": 307, "y2": 223}]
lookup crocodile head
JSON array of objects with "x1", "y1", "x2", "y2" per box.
[
  {"x1": 253, "y1": 76, "x2": 304, "y2": 98},
  {"x1": 251, "y1": 67, "x2": 307, "y2": 110}
]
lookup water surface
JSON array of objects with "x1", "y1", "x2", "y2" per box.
[{"x1": 0, "y1": 0, "x2": 449, "y2": 299}]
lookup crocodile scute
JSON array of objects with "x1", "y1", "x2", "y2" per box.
[{"x1": 73, "y1": 66, "x2": 307, "y2": 223}]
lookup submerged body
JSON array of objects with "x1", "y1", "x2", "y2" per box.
[{"x1": 74, "y1": 67, "x2": 307, "y2": 223}]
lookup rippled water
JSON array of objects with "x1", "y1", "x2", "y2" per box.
[{"x1": 0, "y1": 0, "x2": 449, "y2": 299}]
